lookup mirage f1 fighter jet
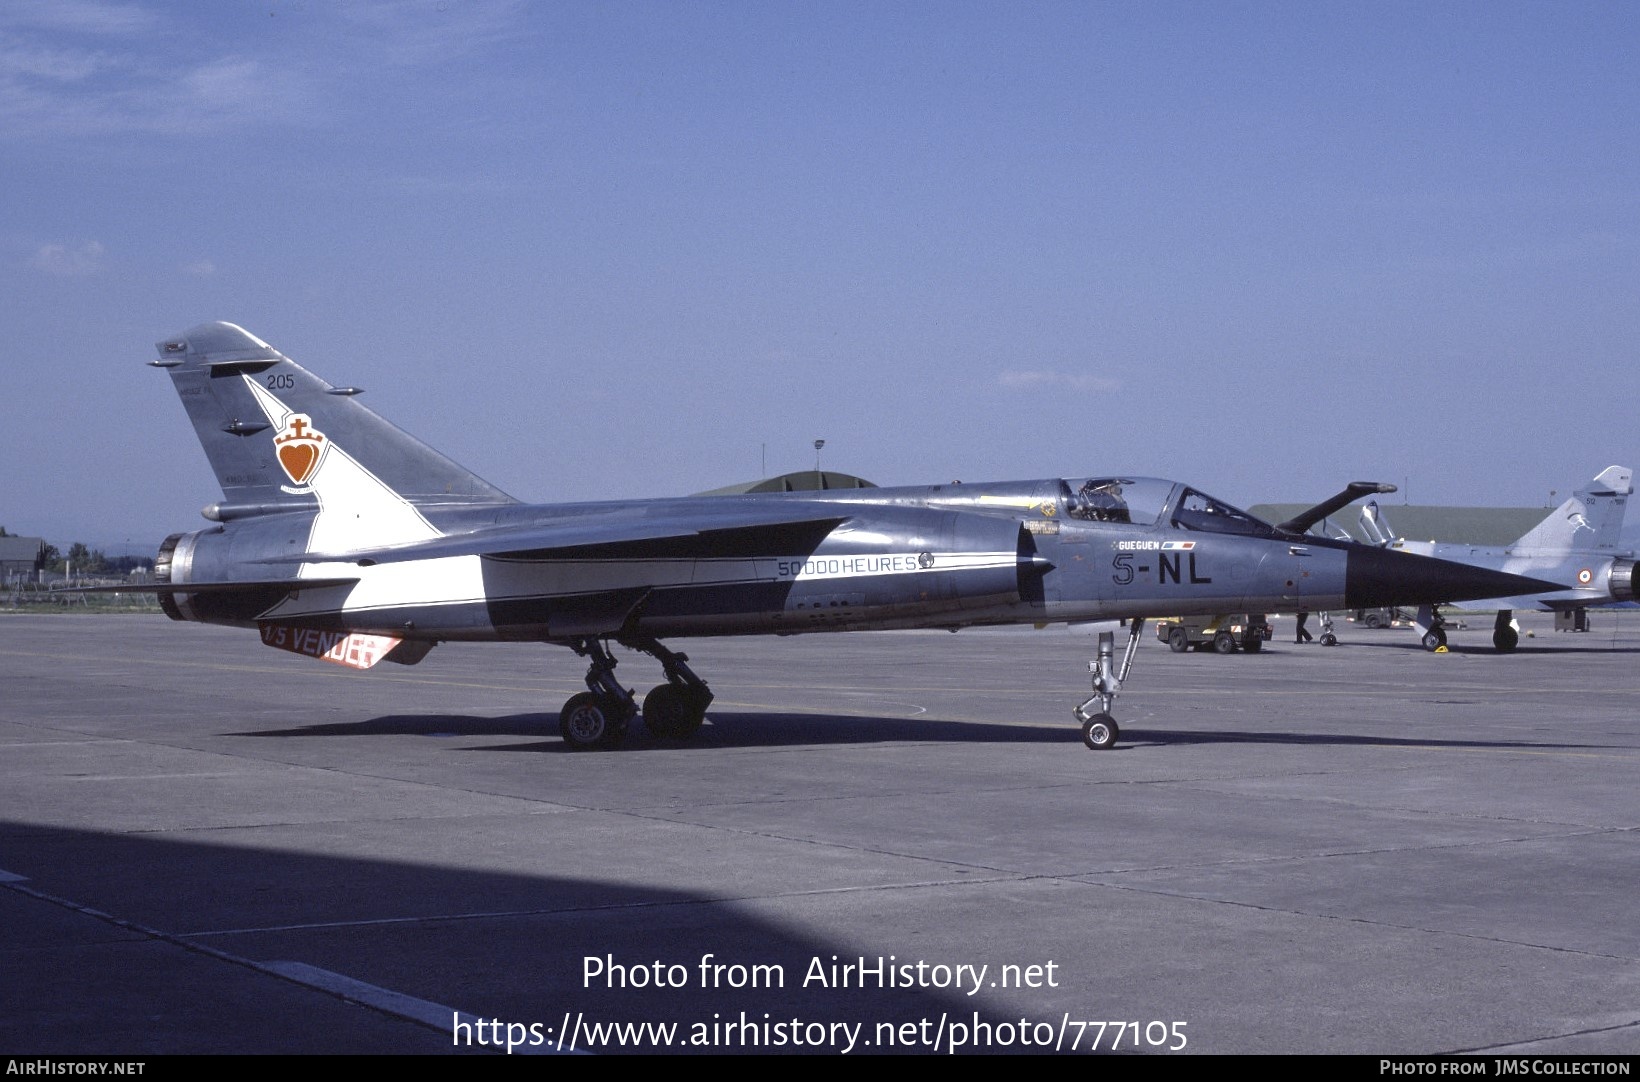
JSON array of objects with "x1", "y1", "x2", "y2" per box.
[{"x1": 127, "y1": 323, "x2": 1561, "y2": 750}]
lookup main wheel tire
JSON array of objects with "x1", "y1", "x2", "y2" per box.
[
  {"x1": 1081, "y1": 713, "x2": 1119, "y2": 750},
  {"x1": 1243, "y1": 636, "x2": 1263, "y2": 654},
  {"x1": 560, "y1": 692, "x2": 624, "y2": 750},
  {"x1": 1168, "y1": 627, "x2": 1189, "y2": 653},
  {"x1": 1213, "y1": 631, "x2": 1236, "y2": 654},
  {"x1": 1319, "y1": 632, "x2": 1337, "y2": 647},
  {"x1": 1422, "y1": 629, "x2": 1447, "y2": 651},
  {"x1": 1493, "y1": 626, "x2": 1519, "y2": 652},
  {"x1": 643, "y1": 684, "x2": 706, "y2": 738}
]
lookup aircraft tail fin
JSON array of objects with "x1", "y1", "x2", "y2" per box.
[
  {"x1": 1511, "y1": 467, "x2": 1632, "y2": 553},
  {"x1": 153, "y1": 322, "x2": 515, "y2": 520}
]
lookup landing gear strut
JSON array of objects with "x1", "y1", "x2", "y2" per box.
[
  {"x1": 560, "y1": 638, "x2": 638, "y2": 750},
  {"x1": 624, "y1": 636, "x2": 714, "y2": 738},
  {"x1": 1413, "y1": 604, "x2": 1448, "y2": 651},
  {"x1": 1074, "y1": 619, "x2": 1143, "y2": 750},
  {"x1": 557, "y1": 636, "x2": 715, "y2": 749}
]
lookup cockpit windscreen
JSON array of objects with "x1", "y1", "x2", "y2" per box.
[{"x1": 1170, "y1": 488, "x2": 1279, "y2": 537}]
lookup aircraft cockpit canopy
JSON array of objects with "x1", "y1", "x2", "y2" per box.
[
  {"x1": 1170, "y1": 488, "x2": 1280, "y2": 537},
  {"x1": 1062, "y1": 477, "x2": 1171, "y2": 526}
]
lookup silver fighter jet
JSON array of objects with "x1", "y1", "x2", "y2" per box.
[{"x1": 130, "y1": 323, "x2": 1561, "y2": 750}]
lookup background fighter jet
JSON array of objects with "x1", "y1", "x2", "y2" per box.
[
  {"x1": 128, "y1": 323, "x2": 1559, "y2": 750},
  {"x1": 1357, "y1": 467, "x2": 1636, "y2": 652}
]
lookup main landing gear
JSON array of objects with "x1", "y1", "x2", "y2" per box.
[
  {"x1": 1418, "y1": 607, "x2": 1523, "y2": 652},
  {"x1": 1074, "y1": 619, "x2": 1144, "y2": 750},
  {"x1": 631, "y1": 637, "x2": 714, "y2": 739},
  {"x1": 1412, "y1": 604, "x2": 1449, "y2": 652},
  {"x1": 558, "y1": 637, "x2": 715, "y2": 750}
]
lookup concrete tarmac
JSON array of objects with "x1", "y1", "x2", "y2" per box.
[{"x1": 3, "y1": 610, "x2": 1639, "y2": 1055}]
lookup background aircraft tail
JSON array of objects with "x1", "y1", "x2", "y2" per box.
[
  {"x1": 1511, "y1": 466, "x2": 1632, "y2": 553},
  {"x1": 154, "y1": 322, "x2": 515, "y2": 520}
]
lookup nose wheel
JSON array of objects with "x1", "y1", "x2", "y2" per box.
[
  {"x1": 1080, "y1": 713, "x2": 1119, "y2": 750},
  {"x1": 1413, "y1": 604, "x2": 1449, "y2": 652}
]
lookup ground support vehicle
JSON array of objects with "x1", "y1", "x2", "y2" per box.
[{"x1": 1155, "y1": 615, "x2": 1272, "y2": 654}]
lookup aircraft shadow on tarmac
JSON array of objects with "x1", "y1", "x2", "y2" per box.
[
  {"x1": 2, "y1": 821, "x2": 1025, "y2": 1055},
  {"x1": 234, "y1": 711, "x2": 1072, "y2": 749},
  {"x1": 235, "y1": 713, "x2": 573, "y2": 739},
  {"x1": 229, "y1": 711, "x2": 1607, "y2": 754}
]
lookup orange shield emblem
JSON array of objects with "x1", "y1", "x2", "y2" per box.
[{"x1": 273, "y1": 414, "x2": 326, "y2": 486}]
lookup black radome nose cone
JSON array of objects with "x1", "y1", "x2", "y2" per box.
[{"x1": 1344, "y1": 546, "x2": 1565, "y2": 609}]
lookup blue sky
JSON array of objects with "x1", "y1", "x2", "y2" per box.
[{"x1": 3, "y1": 1, "x2": 1637, "y2": 553}]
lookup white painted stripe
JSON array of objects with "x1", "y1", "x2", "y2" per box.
[
  {"x1": 4, "y1": 871, "x2": 565, "y2": 1052},
  {"x1": 263, "y1": 551, "x2": 1025, "y2": 619},
  {"x1": 780, "y1": 551, "x2": 1017, "y2": 582},
  {"x1": 262, "y1": 961, "x2": 583, "y2": 1055}
]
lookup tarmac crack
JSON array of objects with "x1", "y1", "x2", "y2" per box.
[{"x1": 1452, "y1": 1017, "x2": 1640, "y2": 1054}]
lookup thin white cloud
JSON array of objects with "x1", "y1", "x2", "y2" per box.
[
  {"x1": 0, "y1": 42, "x2": 105, "y2": 82},
  {"x1": 167, "y1": 55, "x2": 299, "y2": 132},
  {"x1": 997, "y1": 369, "x2": 1121, "y2": 393},
  {"x1": 335, "y1": 0, "x2": 528, "y2": 68},
  {"x1": 0, "y1": 44, "x2": 309, "y2": 138},
  {"x1": 0, "y1": 0, "x2": 157, "y2": 37},
  {"x1": 32, "y1": 240, "x2": 105, "y2": 276},
  {"x1": 0, "y1": 1, "x2": 312, "y2": 141},
  {"x1": 0, "y1": 1, "x2": 529, "y2": 142}
]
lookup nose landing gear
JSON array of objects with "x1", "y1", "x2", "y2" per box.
[{"x1": 1074, "y1": 619, "x2": 1143, "y2": 750}]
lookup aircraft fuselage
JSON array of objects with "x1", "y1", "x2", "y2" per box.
[{"x1": 158, "y1": 476, "x2": 1507, "y2": 646}]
